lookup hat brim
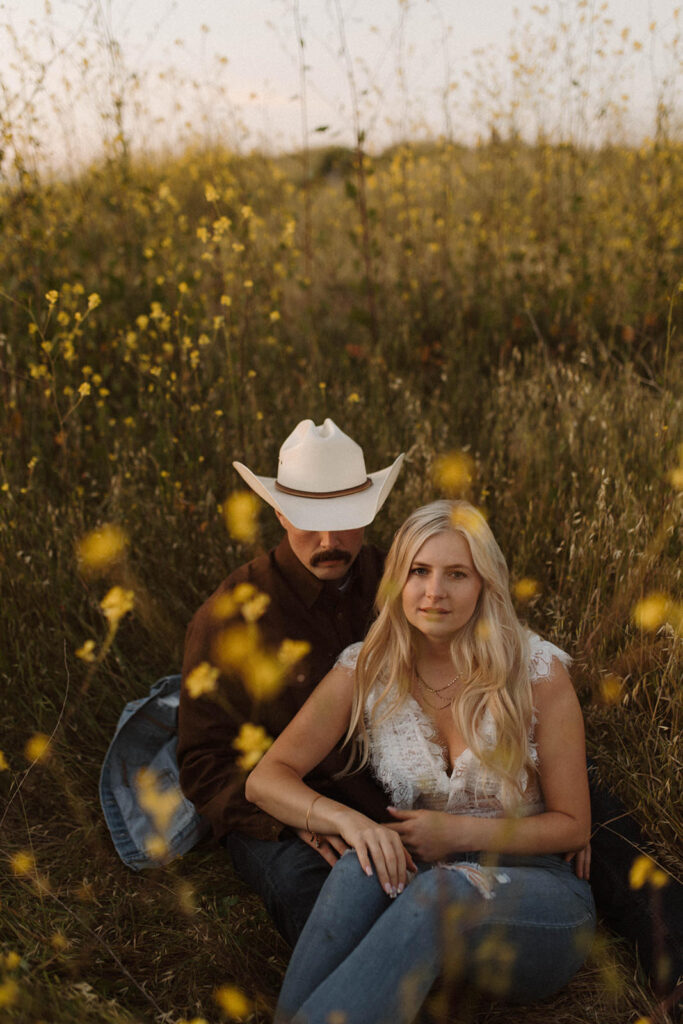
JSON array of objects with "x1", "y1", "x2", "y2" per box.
[{"x1": 232, "y1": 454, "x2": 404, "y2": 531}]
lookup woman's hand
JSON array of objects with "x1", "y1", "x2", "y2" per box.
[
  {"x1": 385, "y1": 807, "x2": 459, "y2": 862},
  {"x1": 338, "y1": 811, "x2": 417, "y2": 895},
  {"x1": 565, "y1": 842, "x2": 591, "y2": 880}
]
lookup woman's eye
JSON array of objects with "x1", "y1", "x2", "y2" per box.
[{"x1": 409, "y1": 566, "x2": 428, "y2": 575}]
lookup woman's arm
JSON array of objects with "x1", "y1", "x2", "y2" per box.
[
  {"x1": 245, "y1": 664, "x2": 415, "y2": 893},
  {"x1": 387, "y1": 658, "x2": 591, "y2": 860}
]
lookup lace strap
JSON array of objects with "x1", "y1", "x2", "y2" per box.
[
  {"x1": 334, "y1": 641, "x2": 363, "y2": 671},
  {"x1": 528, "y1": 632, "x2": 571, "y2": 684}
]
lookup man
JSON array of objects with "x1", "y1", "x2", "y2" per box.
[{"x1": 177, "y1": 418, "x2": 404, "y2": 944}]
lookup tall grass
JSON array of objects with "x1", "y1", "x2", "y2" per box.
[{"x1": 0, "y1": 4, "x2": 681, "y2": 1021}]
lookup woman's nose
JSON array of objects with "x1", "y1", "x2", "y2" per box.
[{"x1": 425, "y1": 573, "x2": 445, "y2": 598}]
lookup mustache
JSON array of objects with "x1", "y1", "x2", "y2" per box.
[{"x1": 310, "y1": 548, "x2": 353, "y2": 567}]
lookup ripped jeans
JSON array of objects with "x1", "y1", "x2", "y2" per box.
[{"x1": 276, "y1": 851, "x2": 595, "y2": 1024}]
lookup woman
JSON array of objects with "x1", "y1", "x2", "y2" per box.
[{"x1": 246, "y1": 500, "x2": 595, "y2": 1024}]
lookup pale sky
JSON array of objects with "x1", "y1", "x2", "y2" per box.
[{"x1": 1, "y1": 0, "x2": 680, "y2": 169}]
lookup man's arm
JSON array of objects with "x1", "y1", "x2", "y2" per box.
[{"x1": 177, "y1": 599, "x2": 285, "y2": 841}]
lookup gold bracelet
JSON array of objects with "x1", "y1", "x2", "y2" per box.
[{"x1": 305, "y1": 794, "x2": 322, "y2": 844}]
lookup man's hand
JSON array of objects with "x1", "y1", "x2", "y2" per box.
[
  {"x1": 565, "y1": 842, "x2": 591, "y2": 880},
  {"x1": 295, "y1": 827, "x2": 351, "y2": 868},
  {"x1": 385, "y1": 806, "x2": 457, "y2": 862}
]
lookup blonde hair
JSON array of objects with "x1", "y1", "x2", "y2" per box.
[{"x1": 344, "y1": 500, "x2": 534, "y2": 810}]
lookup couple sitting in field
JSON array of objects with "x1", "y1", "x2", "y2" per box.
[{"x1": 177, "y1": 419, "x2": 680, "y2": 1024}]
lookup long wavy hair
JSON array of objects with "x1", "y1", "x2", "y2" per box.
[{"x1": 344, "y1": 500, "x2": 534, "y2": 810}]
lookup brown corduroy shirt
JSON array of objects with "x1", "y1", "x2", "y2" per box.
[{"x1": 177, "y1": 536, "x2": 390, "y2": 841}]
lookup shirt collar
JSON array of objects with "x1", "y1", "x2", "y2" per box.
[{"x1": 273, "y1": 535, "x2": 357, "y2": 610}]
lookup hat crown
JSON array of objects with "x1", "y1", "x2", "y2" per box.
[{"x1": 277, "y1": 418, "x2": 367, "y2": 493}]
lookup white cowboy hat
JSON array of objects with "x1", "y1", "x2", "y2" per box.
[{"x1": 233, "y1": 418, "x2": 404, "y2": 531}]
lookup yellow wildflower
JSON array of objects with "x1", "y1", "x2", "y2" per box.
[
  {"x1": 0, "y1": 750, "x2": 9, "y2": 771},
  {"x1": 232, "y1": 583, "x2": 256, "y2": 604},
  {"x1": 24, "y1": 733, "x2": 50, "y2": 762},
  {"x1": 599, "y1": 674, "x2": 623, "y2": 704},
  {"x1": 45, "y1": 289, "x2": 59, "y2": 305},
  {"x1": 77, "y1": 524, "x2": 128, "y2": 575},
  {"x1": 450, "y1": 504, "x2": 487, "y2": 535},
  {"x1": 11, "y1": 850, "x2": 35, "y2": 876},
  {"x1": 87, "y1": 293, "x2": 101, "y2": 311},
  {"x1": 433, "y1": 452, "x2": 474, "y2": 494},
  {"x1": 50, "y1": 932, "x2": 69, "y2": 951},
  {"x1": 513, "y1": 578, "x2": 540, "y2": 602},
  {"x1": 278, "y1": 639, "x2": 311, "y2": 667},
  {"x1": 632, "y1": 593, "x2": 672, "y2": 631},
  {"x1": 224, "y1": 491, "x2": 259, "y2": 543},
  {"x1": 629, "y1": 855, "x2": 668, "y2": 890},
  {"x1": 205, "y1": 183, "x2": 219, "y2": 202},
  {"x1": 78, "y1": 381, "x2": 91, "y2": 397},
  {"x1": 100, "y1": 586, "x2": 135, "y2": 627},
  {"x1": 241, "y1": 593, "x2": 271, "y2": 622},
  {"x1": 244, "y1": 654, "x2": 285, "y2": 701},
  {"x1": 144, "y1": 835, "x2": 169, "y2": 860},
  {"x1": 76, "y1": 639, "x2": 97, "y2": 662},
  {"x1": 214, "y1": 983, "x2": 252, "y2": 1019},
  {"x1": 212, "y1": 593, "x2": 238, "y2": 620},
  {"x1": 0, "y1": 980, "x2": 19, "y2": 1008},
  {"x1": 347, "y1": 392, "x2": 361, "y2": 403},
  {"x1": 233, "y1": 723, "x2": 273, "y2": 770},
  {"x1": 136, "y1": 768, "x2": 182, "y2": 833},
  {"x1": 4, "y1": 951, "x2": 21, "y2": 970},
  {"x1": 213, "y1": 624, "x2": 259, "y2": 671},
  {"x1": 185, "y1": 662, "x2": 219, "y2": 699}
]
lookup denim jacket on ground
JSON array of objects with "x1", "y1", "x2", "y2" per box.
[{"x1": 99, "y1": 674, "x2": 210, "y2": 870}]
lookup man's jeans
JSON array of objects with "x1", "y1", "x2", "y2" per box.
[
  {"x1": 276, "y1": 852, "x2": 596, "y2": 1024},
  {"x1": 225, "y1": 831, "x2": 331, "y2": 947}
]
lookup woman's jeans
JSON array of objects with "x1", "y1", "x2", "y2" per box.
[{"x1": 276, "y1": 851, "x2": 596, "y2": 1024}]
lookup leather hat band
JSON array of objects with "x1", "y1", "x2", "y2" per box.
[{"x1": 274, "y1": 477, "x2": 372, "y2": 499}]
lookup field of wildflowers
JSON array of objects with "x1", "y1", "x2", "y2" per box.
[{"x1": 0, "y1": 6, "x2": 682, "y2": 1021}]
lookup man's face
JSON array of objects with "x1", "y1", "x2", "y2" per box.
[{"x1": 275, "y1": 511, "x2": 365, "y2": 581}]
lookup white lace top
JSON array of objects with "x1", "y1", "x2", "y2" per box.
[{"x1": 335, "y1": 633, "x2": 571, "y2": 820}]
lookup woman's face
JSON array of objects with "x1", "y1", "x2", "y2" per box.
[{"x1": 401, "y1": 530, "x2": 483, "y2": 644}]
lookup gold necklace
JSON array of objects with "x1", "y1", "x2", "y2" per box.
[
  {"x1": 414, "y1": 668, "x2": 459, "y2": 710},
  {"x1": 415, "y1": 667, "x2": 459, "y2": 694}
]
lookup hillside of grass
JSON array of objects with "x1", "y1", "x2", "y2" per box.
[{"x1": 0, "y1": 137, "x2": 681, "y2": 1023}]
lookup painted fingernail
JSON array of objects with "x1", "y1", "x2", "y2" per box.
[
  {"x1": 365, "y1": 865, "x2": 373, "y2": 877},
  {"x1": 397, "y1": 883, "x2": 404, "y2": 894}
]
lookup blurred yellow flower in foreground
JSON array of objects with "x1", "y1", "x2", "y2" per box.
[
  {"x1": 77, "y1": 524, "x2": 128, "y2": 575},
  {"x1": 599, "y1": 675, "x2": 623, "y2": 705},
  {"x1": 10, "y1": 851, "x2": 35, "y2": 876},
  {"x1": 0, "y1": 750, "x2": 9, "y2": 771},
  {"x1": 434, "y1": 452, "x2": 474, "y2": 495},
  {"x1": 224, "y1": 491, "x2": 259, "y2": 543},
  {"x1": 513, "y1": 577, "x2": 540, "y2": 602},
  {"x1": 24, "y1": 733, "x2": 50, "y2": 762},
  {"x1": 241, "y1": 592, "x2": 271, "y2": 622},
  {"x1": 214, "y1": 984, "x2": 252, "y2": 1019},
  {"x1": 100, "y1": 586, "x2": 135, "y2": 627},
  {"x1": 278, "y1": 638, "x2": 311, "y2": 667},
  {"x1": 233, "y1": 723, "x2": 273, "y2": 770},
  {"x1": 145, "y1": 835, "x2": 169, "y2": 860},
  {"x1": 450, "y1": 504, "x2": 486, "y2": 535},
  {"x1": 4, "y1": 952, "x2": 21, "y2": 970},
  {"x1": 76, "y1": 639, "x2": 97, "y2": 662},
  {"x1": 632, "y1": 593, "x2": 672, "y2": 631},
  {"x1": 213, "y1": 624, "x2": 259, "y2": 670},
  {"x1": 136, "y1": 768, "x2": 182, "y2": 833},
  {"x1": 243, "y1": 654, "x2": 285, "y2": 701},
  {"x1": 0, "y1": 980, "x2": 19, "y2": 1009},
  {"x1": 185, "y1": 662, "x2": 219, "y2": 699},
  {"x1": 629, "y1": 855, "x2": 668, "y2": 890}
]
